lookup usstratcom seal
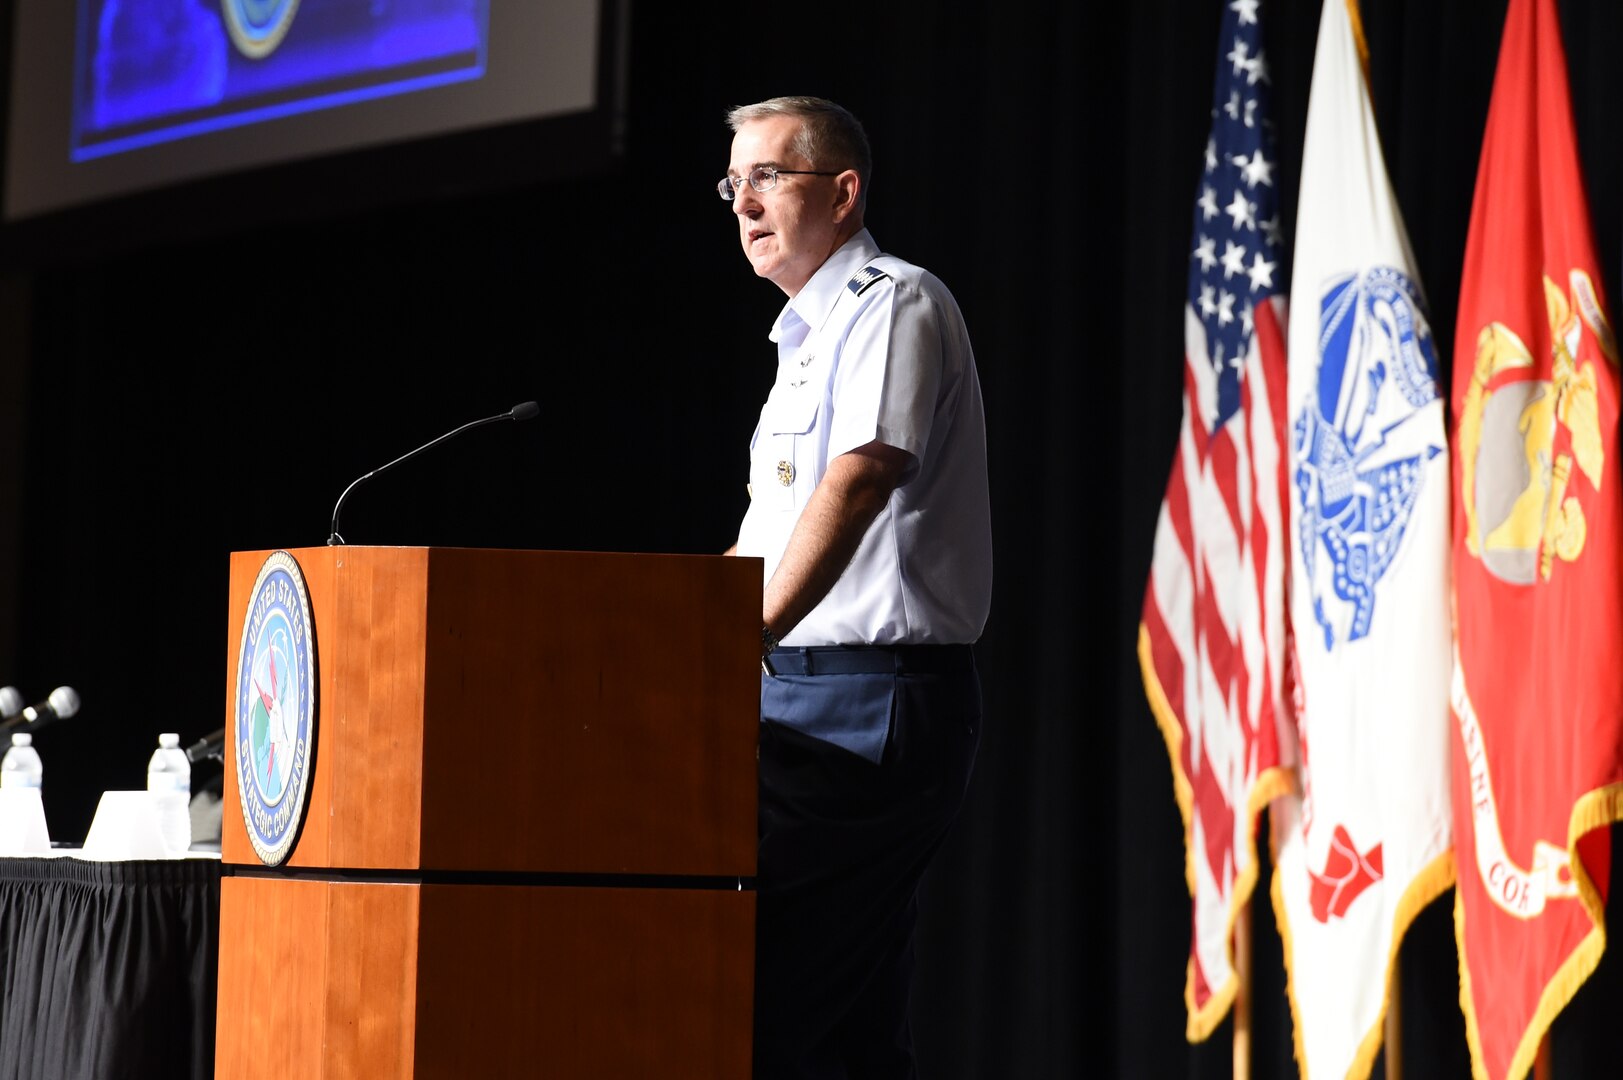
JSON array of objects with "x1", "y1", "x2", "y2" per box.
[{"x1": 234, "y1": 550, "x2": 316, "y2": 866}]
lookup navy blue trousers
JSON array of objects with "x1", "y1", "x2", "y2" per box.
[{"x1": 753, "y1": 650, "x2": 981, "y2": 1080}]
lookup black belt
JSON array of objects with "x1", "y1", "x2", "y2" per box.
[{"x1": 765, "y1": 644, "x2": 973, "y2": 676}]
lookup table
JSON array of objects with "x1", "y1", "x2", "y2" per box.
[{"x1": 0, "y1": 857, "x2": 218, "y2": 1080}]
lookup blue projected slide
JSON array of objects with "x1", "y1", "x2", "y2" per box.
[{"x1": 73, "y1": 0, "x2": 490, "y2": 161}]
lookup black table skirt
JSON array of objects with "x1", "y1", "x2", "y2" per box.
[{"x1": 0, "y1": 858, "x2": 219, "y2": 1080}]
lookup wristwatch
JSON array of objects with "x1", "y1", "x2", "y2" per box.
[{"x1": 761, "y1": 626, "x2": 779, "y2": 676}]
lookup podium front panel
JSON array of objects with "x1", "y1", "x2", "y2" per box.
[
  {"x1": 417, "y1": 547, "x2": 759, "y2": 875},
  {"x1": 216, "y1": 876, "x2": 754, "y2": 1080},
  {"x1": 218, "y1": 546, "x2": 760, "y2": 1079},
  {"x1": 222, "y1": 546, "x2": 760, "y2": 876}
]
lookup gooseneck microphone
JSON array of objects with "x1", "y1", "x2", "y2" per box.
[
  {"x1": 186, "y1": 729, "x2": 226, "y2": 765},
  {"x1": 0, "y1": 686, "x2": 81, "y2": 734},
  {"x1": 327, "y1": 401, "x2": 540, "y2": 545}
]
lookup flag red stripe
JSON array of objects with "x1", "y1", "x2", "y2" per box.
[
  {"x1": 1195, "y1": 730, "x2": 1236, "y2": 889},
  {"x1": 1143, "y1": 586, "x2": 1189, "y2": 766},
  {"x1": 1195, "y1": 552, "x2": 1238, "y2": 718},
  {"x1": 1208, "y1": 429, "x2": 1247, "y2": 554},
  {"x1": 1250, "y1": 300, "x2": 1289, "y2": 773},
  {"x1": 1164, "y1": 418, "x2": 1197, "y2": 592},
  {"x1": 1253, "y1": 299, "x2": 1291, "y2": 474},
  {"x1": 1184, "y1": 358, "x2": 1211, "y2": 463}
]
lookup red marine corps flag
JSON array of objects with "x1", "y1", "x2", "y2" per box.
[
  {"x1": 1451, "y1": 1, "x2": 1623, "y2": 1078},
  {"x1": 1139, "y1": 0, "x2": 1292, "y2": 1038}
]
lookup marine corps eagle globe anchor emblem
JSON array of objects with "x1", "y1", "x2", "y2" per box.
[
  {"x1": 1458, "y1": 271, "x2": 1618, "y2": 585},
  {"x1": 1293, "y1": 267, "x2": 1444, "y2": 651}
]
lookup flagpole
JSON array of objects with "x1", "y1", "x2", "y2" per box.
[
  {"x1": 1233, "y1": 901, "x2": 1251, "y2": 1080},
  {"x1": 1384, "y1": 961, "x2": 1402, "y2": 1080}
]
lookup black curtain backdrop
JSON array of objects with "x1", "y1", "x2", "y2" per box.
[{"x1": 0, "y1": 2, "x2": 1620, "y2": 1077}]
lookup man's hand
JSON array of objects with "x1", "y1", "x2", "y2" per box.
[{"x1": 763, "y1": 440, "x2": 910, "y2": 641}]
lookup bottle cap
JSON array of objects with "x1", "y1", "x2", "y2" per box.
[
  {"x1": 11, "y1": 734, "x2": 30, "y2": 747},
  {"x1": 158, "y1": 733, "x2": 179, "y2": 749}
]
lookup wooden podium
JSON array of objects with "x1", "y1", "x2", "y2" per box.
[{"x1": 215, "y1": 547, "x2": 760, "y2": 1079}]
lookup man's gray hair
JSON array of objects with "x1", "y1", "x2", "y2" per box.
[{"x1": 727, "y1": 96, "x2": 872, "y2": 209}]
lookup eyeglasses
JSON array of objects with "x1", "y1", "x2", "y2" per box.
[{"x1": 718, "y1": 166, "x2": 839, "y2": 201}]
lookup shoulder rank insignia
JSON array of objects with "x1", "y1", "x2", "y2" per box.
[{"x1": 847, "y1": 265, "x2": 889, "y2": 296}]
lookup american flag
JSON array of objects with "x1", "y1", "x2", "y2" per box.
[{"x1": 1138, "y1": 0, "x2": 1293, "y2": 1038}]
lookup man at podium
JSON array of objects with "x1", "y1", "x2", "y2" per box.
[{"x1": 721, "y1": 96, "x2": 993, "y2": 1079}]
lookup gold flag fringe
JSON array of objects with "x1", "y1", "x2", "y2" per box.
[
  {"x1": 1456, "y1": 781, "x2": 1623, "y2": 1080},
  {"x1": 1139, "y1": 623, "x2": 1294, "y2": 1041}
]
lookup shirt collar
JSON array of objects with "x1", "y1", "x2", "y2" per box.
[{"x1": 768, "y1": 229, "x2": 881, "y2": 344}]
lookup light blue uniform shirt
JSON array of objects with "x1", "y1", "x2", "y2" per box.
[{"x1": 736, "y1": 229, "x2": 993, "y2": 649}]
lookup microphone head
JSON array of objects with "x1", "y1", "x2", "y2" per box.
[
  {"x1": 47, "y1": 686, "x2": 80, "y2": 719},
  {"x1": 510, "y1": 401, "x2": 540, "y2": 421},
  {"x1": 0, "y1": 686, "x2": 22, "y2": 720}
]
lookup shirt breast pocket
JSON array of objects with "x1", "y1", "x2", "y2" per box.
[{"x1": 754, "y1": 388, "x2": 821, "y2": 511}]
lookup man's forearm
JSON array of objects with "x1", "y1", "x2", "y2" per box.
[{"x1": 763, "y1": 441, "x2": 908, "y2": 641}]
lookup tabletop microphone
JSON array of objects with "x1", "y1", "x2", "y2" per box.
[
  {"x1": 327, "y1": 401, "x2": 540, "y2": 545},
  {"x1": 0, "y1": 686, "x2": 22, "y2": 722},
  {"x1": 186, "y1": 728, "x2": 226, "y2": 765},
  {"x1": 0, "y1": 686, "x2": 80, "y2": 734}
]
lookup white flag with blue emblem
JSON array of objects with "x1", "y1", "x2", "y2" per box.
[{"x1": 1274, "y1": 1, "x2": 1454, "y2": 1077}]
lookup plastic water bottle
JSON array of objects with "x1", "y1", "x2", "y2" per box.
[
  {"x1": 0, "y1": 733, "x2": 42, "y2": 790},
  {"x1": 147, "y1": 733, "x2": 191, "y2": 854}
]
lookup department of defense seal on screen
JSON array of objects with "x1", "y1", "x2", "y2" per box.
[
  {"x1": 235, "y1": 550, "x2": 316, "y2": 866},
  {"x1": 222, "y1": 0, "x2": 301, "y2": 60}
]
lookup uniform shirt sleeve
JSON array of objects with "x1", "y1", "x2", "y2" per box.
[{"x1": 825, "y1": 278, "x2": 944, "y2": 468}]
